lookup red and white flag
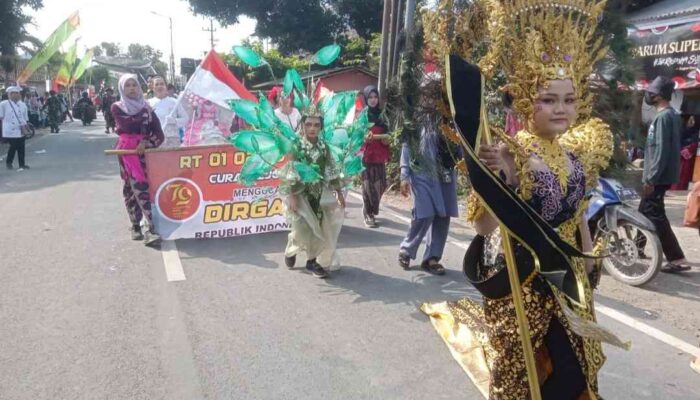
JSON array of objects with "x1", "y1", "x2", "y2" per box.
[{"x1": 183, "y1": 50, "x2": 256, "y2": 108}]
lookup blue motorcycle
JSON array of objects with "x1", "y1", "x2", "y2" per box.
[{"x1": 586, "y1": 178, "x2": 662, "y2": 286}]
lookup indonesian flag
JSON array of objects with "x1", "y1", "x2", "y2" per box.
[
  {"x1": 182, "y1": 50, "x2": 256, "y2": 109},
  {"x1": 313, "y1": 79, "x2": 333, "y2": 103}
]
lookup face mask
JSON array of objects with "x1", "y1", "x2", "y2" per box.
[{"x1": 644, "y1": 92, "x2": 657, "y2": 106}]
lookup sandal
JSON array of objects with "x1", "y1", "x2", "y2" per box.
[
  {"x1": 398, "y1": 253, "x2": 410, "y2": 270},
  {"x1": 421, "y1": 258, "x2": 446, "y2": 275},
  {"x1": 661, "y1": 263, "x2": 691, "y2": 274}
]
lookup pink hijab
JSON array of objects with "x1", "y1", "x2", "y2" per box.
[{"x1": 115, "y1": 74, "x2": 148, "y2": 115}]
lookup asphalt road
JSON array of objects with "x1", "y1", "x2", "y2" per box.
[{"x1": 0, "y1": 120, "x2": 699, "y2": 400}]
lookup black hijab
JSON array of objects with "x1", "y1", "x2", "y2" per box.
[{"x1": 362, "y1": 85, "x2": 386, "y2": 130}]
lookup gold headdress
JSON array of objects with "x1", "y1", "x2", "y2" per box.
[
  {"x1": 489, "y1": 0, "x2": 608, "y2": 120},
  {"x1": 424, "y1": 0, "x2": 608, "y2": 122}
]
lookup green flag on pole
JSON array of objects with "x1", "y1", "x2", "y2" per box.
[
  {"x1": 55, "y1": 41, "x2": 79, "y2": 87},
  {"x1": 70, "y1": 49, "x2": 94, "y2": 86},
  {"x1": 17, "y1": 11, "x2": 80, "y2": 83}
]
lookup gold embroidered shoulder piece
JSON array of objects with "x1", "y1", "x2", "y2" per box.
[{"x1": 560, "y1": 117, "x2": 614, "y2": 190}]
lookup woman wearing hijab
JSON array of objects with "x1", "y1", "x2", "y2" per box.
[
  {"x1": 112, "y1": 74, "x2": 164, "y2": 246},
  {"x1": 359, "y1": 86, "x2": 391, "y2": 228}
]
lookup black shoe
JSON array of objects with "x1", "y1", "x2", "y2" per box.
[
  {"x1": 398, "y1": 253, "x2": 410, "y2": 270},
  {"x1": 6, "y1": 164, "x2": 12, "y2": 170},
  {"x1": 306, "y1": 259, "x2": 328, "y2": 278},
  {"x1": 285, "y1": 255, "x2": 296, "y2": 269},
  {"x1": 420, "y1": 258, "x2": 446, "y2": 275},
  {"x1": 130, "y1": 227, "x2": 144, "y2": 240}
]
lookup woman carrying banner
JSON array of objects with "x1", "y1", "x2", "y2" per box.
[
  {"x1": 283, "y1": 107, "x2": 346, "y2": 278},
  {"x1": 112, "y1": 74, "x2": 164, "y2": 246},
  {"x1": 359, "y1": 85, "x2": 391, "y2": 228},
  {"x1": 420, "y1": 1, "x2": 623, "y2": 399}
]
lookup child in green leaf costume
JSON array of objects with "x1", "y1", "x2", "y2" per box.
[
  {"x1": 281, "y1": 111, "x2": 345, "y2": 278},
  {"x1": 229, "y1": 44, "x2": 371, "y2": 278}
]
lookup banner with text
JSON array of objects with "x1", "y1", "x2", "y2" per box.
[
  {"x1": 629, "y1": 20, "x2": 700, "y2": 90},
  {"x1": 146, "y1": 144, "x2": 289, "y2": 240}
]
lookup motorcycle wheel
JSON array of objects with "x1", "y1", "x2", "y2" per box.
[{"x1": 598, "y1": 220, "x2": 662, "y2": 286}]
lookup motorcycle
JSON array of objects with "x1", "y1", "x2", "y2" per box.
[{"x1": 586, "y1": 178, "x2": 662, "y2": 286}]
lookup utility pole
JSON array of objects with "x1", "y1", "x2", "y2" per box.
[
  {"x1": 404, "y1": 0, "x2": 416, "y2": 36},
  {"x1": 378, "y1": 0, "x2": 393, "y2": 99},
  {"x1": 390, "y1": 0, "x2": 403, "y2": 77},
  {"x1": 203, "y1": 19, "x2": 217, "y2": 49}
]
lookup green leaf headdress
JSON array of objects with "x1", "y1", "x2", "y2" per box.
[{"x1": 228, "y1": 44, "x2": 371, "y2": 187}]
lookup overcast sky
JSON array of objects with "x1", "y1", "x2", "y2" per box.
[{"x1": 26, "y1": 0, "x2": 257, "y2": 72}]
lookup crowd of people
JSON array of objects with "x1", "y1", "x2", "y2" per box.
[{"x1": 2, "y1": 1, "x2": 699, "y2": 397}]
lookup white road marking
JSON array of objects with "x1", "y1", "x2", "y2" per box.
[
  {"x1": 596, "y1": 304, "x2": 700, "y2": 358},
  {"x1": 161, "y1": 240, "x2": 186, "y2": 282},
  {"x1": 348, "y1": 191, "x2": 700, "y2": 358}
]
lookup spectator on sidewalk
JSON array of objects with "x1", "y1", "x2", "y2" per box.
[
  {"x1": 640, "y1": 76, "x2": 690, "y2": 273},
  {"x1": 0, "y1": 86, "x2": 30, "y2": 170}
]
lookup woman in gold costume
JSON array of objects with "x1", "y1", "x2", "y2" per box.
[{"x1": 421, "y1": 1, "x2": 624, "y2": 399}]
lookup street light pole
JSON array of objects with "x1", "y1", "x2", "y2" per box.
[
  {"x1": 151, "y1": 11, "x2": 176, "y2": 84},
  {"x1": 168, "y1": 16, "x2": 176, "y2": 85}
]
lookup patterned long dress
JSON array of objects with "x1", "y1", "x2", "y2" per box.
[
  {"x1": 111, "y1": 104, "x2": 164, "y2": 232},
  {"x1": 422, "y1": 127, "x2": 615, "y2": 400}
]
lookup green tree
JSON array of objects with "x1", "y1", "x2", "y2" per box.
[
  {"x1": 126, "y1": 44, "x2": 168, "y2": 77},
  {"x1": 185, "y1": 0, "x2": 384, "y2": 53},
  {"x1": 0, "y1": 0, "x2": 44, "y2": 73},
  {"x1": 76, "y1": 65, "x2": 111, "y2": 86},
  {"x1": 341, "y1": 33, "x2": 381, "y2": 73},
  {"x1": 99, "y1": 42, "x2": 121, "y2": 57},
  {"x1": 332, "y1": 0, "x2": 383, "y2": 40}
]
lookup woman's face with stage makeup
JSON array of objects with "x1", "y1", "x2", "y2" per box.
[
  {"x1": 303, "y1": 116, "x2": 322, "y2": 141},
  {"x1": 532, "y1": 79, "x2": 577, "y2": 139}
]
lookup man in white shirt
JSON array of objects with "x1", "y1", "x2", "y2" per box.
[
  {"x1": 148, "y1": 76, "x2": 187, "y2": 147},
  {"x1": 0, "y1": 86, "x2": 30, "y2": 170}
]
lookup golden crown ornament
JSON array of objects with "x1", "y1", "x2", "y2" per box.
[{"x1": 487, "y1": 0, "x2": 608, "y2": 121}]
